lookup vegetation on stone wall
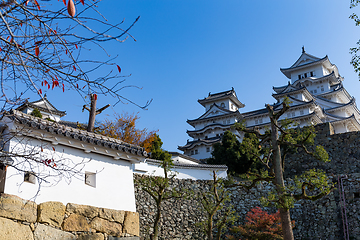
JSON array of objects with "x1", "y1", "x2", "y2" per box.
[
  {"x1": 135, "y1": 126, "x2": 360, "y2": 239},
  {"x1": 214, "y1": 100, "x2": 335, "y2": 240},
  {"x1": 134, "y1": 135, "x2": 185, "y2": 240},
  {"x1": 207, "y1": 131, "x2": 261, "y2": 175},
  {"x1": 196, "y1": 171, "x2": 236, "y2": 240},
  {"x1": 227, "y1": 207, "x2": 285, "y2": 240}
]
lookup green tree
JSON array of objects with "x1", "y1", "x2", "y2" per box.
[
  {"x1": 231, "y1": 101, "x2": 334, "y2": 240},
  {"x1": 350, "y1": 0, "x2": 360, "y2": 78},
  {"x1": 208, "y1": 131, "x2": 261, "y2": 175},
  {"x1": 197, "y1": 171, "x2": 236, "y2": 240},
  {"x1": 30, "y1": 108, "x2": 42, "y2": 118},
  {"x1": 134, "y1": 135, "x2": 183, "y2": 240}
]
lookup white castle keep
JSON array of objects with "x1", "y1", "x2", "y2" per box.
[{"x1": 179, "y1": 48, "x2": 360, "y2": 160}]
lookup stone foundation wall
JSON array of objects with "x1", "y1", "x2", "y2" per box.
[
  {"x1": 0, "y1": 193, "x2": 140, "y2": 240},
  {"x1": 135, "y1": 123, "x2": 360, "y2": 240},
  {"x1": 286, "y1": 123, "x2": 360, "y2": 178},
  {"x1": 135, "y1": 174, "x2": 360, "y2": 240}
]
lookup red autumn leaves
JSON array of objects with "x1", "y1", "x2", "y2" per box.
[
  {"x1": 40, "y1": 146, "x2": 57, "y2": 168},
  {"x1": 30, "y1": 0, "x2": 122, "y2": 97},
  {"x1": 35, "y1": 40, "x2": 41, "y2": 57}
]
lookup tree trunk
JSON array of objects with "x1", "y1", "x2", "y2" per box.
[
  {"x1": 207, "y1": 214, "x2": 213, "y2": 240},
  {"x1": 151, "y1": 199, "x2": 162, "y2": 240},
  {"x1": 87, "y1": 94, "x2": 97, "y2": 132},
  {"x1": 279, "y1": 208, "x2": 294, "y2": 240},
  {"x1": 270, "y1": 114, "x2": 294, "y2": 240}
]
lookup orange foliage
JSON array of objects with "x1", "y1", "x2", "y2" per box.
[
  {"x1": 98, "y1": 112, "x2": 158, "y2": 152},
  {"x1": 227, "y1": 207, "x2": 291, "y2": 240}
]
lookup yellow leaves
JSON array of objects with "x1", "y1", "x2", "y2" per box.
[{"x1": 98, "y1": 112, "x2": 158, "y2": 152}]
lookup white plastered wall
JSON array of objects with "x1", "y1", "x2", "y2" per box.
[{"x1": 4, "y1": 135, "x2": 136, "y2": 212}]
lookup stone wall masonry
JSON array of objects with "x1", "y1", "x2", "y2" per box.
[
  {"x1": 134, "y1": 123, "x2": 360, "y2": 240},
  {"x1": 135, "y1": 174, "x2": 360, "y2": 240},
  {"x1": 0, "y1": 193, "x2": 140, "y2": 240},
  {"x1": 286, "y1": 123, "x2": 360, "y2": 178}
]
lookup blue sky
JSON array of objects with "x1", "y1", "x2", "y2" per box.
[{"x1": 35, "y1": 0, "x2": 360, "y2": 152}]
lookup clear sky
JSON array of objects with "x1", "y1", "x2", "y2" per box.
[{"x1": 31, "y1": 0, "x2": 360, "y2": 152}]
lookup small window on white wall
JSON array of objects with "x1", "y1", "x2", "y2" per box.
[
  {"x1": 220, "y1": 103, "x2": 225, "y2": 108},
  {"x1": 206, "y1": 147, "x2": 210, "y2": 152},
  {"x1": 24, "y1": 172, "x2": 36, "y2": 184},
  {"x1": 85, "y1": 171, "x2": 96, "y2": 188}
]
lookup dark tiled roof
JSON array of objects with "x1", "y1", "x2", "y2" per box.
[
  {"x1": 280, "y1": 55, "x2": 328, "y2": 79},
  {"x1": 17, "y1": 95, "x2": 66, "y2": 117},
  {"x1": 145, "y1": 158, "x2": 228, "y2": 170},
  {"x1": 6, "y1": 110, "x2": 148, "y2": 157},
  {"x1": 178, "y1": 136, "x2": 221, "y2": 151},
  {"x1": 325, "y1": 98, "x2": 358, "y2": 113},
  {"x1": 187, "y1": 104, "x2": 242, "y2": 125},
  {"x1": 187, "y1": 122, "x2": 235, "y2": 134},
  {"x1": 198, "y1": 88, "x2": 245, "y2": 108},
  {"x1": 168, "y1": 151, "x2": 202, "y2": 163},
  {"x1": 59, "y1": 120, "x2": 87, "y2": 129}
]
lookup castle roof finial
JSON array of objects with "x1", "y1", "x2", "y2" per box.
[{"x1": 302, "y1": 46, "x2": 305, "y2": 53}]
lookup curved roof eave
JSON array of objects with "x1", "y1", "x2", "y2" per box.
[
  {"x1": 291, "y1": 71, "x2": 340, "y2": 87},
  {"x1": 6, "y1": 109, "x2": 148, "y2": 157},
  {"x1": 245, "y1": 112, "x2": 323, "y2": 128},
  {"x1": 178, "y1": 137, "x2": 221, "y2": 151},
  {"x1": 145, "y1": 158, "x2": 228, "y2": 170},
  {"x1": 198, "y1": 89, "x2": 245, "y2": 108},
  {"x1": 317, "y1": 85, "x2": 352, "y2": 102},
  {"x1": 187, "y1": 123, "x2": 234, "y2": 135},
  {"x1": 280, "y1": 55, "x2": 328, "y2": 79},
  {"x1": 324, "y1": 98, "x2": 356, "y2": 113},
  {"x1": 330, "y1": 115, "x2": 360, "y2": 130},
  {"x1": 187, "y1": 105, "x2": 242, "y2": 126}
]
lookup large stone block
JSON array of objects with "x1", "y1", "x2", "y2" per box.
[
  {"x1": 90, "y1": 217, "x2": 122, "y2": 236},
  {"x1": 66, "y1": 203, "x2": 99, "y2": 219},
  {"x1": 99, "y1": 208, "x2": 125, "y2": 223},
  {"x1": 123, "y1": 211, "x2": 139, "y2": 236},
  {"x1": 77, "y1": 232, "x2": 105, "y2": 240},
  {"x1": 62, "y1": 213, "x2": 90, "y2": 232},
  {"x1": 37, "y1": 201, "x2": 66, "y2": 227},
  {"x1": 108, "y1": 237, "x2": 140, "y2": 240},
  {"x1": 34, "y1": 224, "x2": 75, "y2": 240},
  {"x1": 0, "y1": 216, "x2": 34, "y2": 240},
  {"x1": 0, "y1": 193, "x2": 37, "y2": 222}
]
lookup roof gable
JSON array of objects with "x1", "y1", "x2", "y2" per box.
[
  {"x1": 198, "y1": 88, "x2": 245, "y2": 109},
  {"x1": 290, "y1": 52, "x2": 321, "y2": 68},
  {"x1": 17, "y1": 95, "x2": 66, "y2": 117},
  {"x1": 191, "y1": 104, "x2": 234, "y2": 121}
]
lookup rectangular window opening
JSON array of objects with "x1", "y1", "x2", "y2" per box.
[
  {"x1": 85, "y1": 171, "x2": 96, "y2": 188},
  {"x1": 24, "y1": 172, "x2": 36, "y2": 184}
]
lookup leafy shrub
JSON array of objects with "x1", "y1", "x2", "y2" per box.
[
  {"x1": 227, "y1": 207, "x2": 290, "y2": 240},
  {"x1": 30, "y1": 108, "x2": 42, "y2": 118}
]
